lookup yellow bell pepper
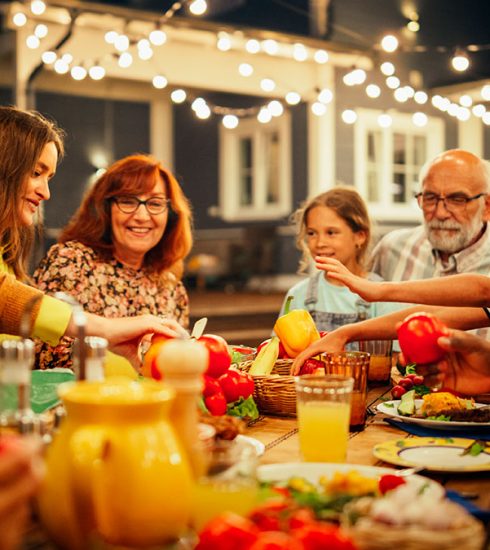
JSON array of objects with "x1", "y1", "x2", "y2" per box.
[{"x1": 274, "y1": 296, "x2": 320, "y2": 358}]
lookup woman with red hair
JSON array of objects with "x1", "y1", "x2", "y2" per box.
[{"x1": 34, "y1": 154, "x2": 193, "y2": 370}]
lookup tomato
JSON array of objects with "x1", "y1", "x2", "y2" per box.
[
  {"x1": 249, "y1": 501, "x2": 290, "y2": 532},
  {"x1": 249, "y1": 531, "x2": 304, "y2": 550},
  {"x1": 378, "y1": 474, "x2": 407, "y2": 495},
  {"x1": 196, "y1": 512, "x2": 259, "y2": 550},
  {"x1": 299, "y1": 358, "x2": 325, "y2": 376},
  {"x1": 199, "y1": 334, "x2": 232, "y2": 378},
  {"x1": 141, "y1": 334, "x2": 172, "y2": 380},
  {"x1": 203, "y1": 375, "x2": 222, "y2": 398},
  {"x1": 397, "y1": 313, "x2": 449, "y2": 364},
  {"x1": 411, "y1": 375, "x2": 424, "y2": 385},
  {"x1": 204, "y1": 392, "x2": 227, "y2": 416},
  {"x1": 398, "y1": 378, "x2": 414, "y2": 390},
  {"x1": 257, "y1": 338, "x2": 289, "y2": 359},
  {"x1": 218, "y1": 369, "x2": 255, "y2": 403},
  {"x1": 293, "y1": 523, "x2": 356, "y2": 550},
  {"x1": 288, "y1": 508, "x2": 316, "y2": 530},
  {"x1": 391, "y1": 385, "x2": 406, "y2": 399}
]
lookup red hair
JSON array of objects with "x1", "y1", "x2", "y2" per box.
[{"x1": 60, "y1": 154, "x2": 193, "y2": 274}]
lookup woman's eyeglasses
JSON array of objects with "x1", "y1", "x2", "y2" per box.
[
  {"x1": 415, "y1": 192, "x2": 486, "y2": 214},
  {"x1": 112, "y1": 196, "x2": 170, "y2": 215}
]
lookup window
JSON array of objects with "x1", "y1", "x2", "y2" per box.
[
  {"x1": 219, "y1": 113, "x2": 292, "y2": 221},
  {"x1": 354, "y1": 109, "x2": 444, "y2": 221}
]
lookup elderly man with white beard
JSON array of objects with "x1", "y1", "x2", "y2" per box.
[{"x1": 371, "y1": 149, "x2": 490, "y2": 282}]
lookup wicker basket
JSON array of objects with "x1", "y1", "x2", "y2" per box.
[{"x1": 238, "y1": 359, "x2": 296, "y2": 417}]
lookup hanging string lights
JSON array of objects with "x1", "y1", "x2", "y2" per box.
[{"x1": 8, "y1": 0, "x2": 490, "y2": 129}]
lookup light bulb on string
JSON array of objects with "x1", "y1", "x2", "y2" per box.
[
  {"x1": 71, "y1": 66, "x2": 87, "y2": 81},
  {"x1": 381, "y1": 34, "x2": 398, "y2": 53},
  {"x1": 30, "y1": 0, "x2": 46, "y2": 16},
  {"x1": 189, "y1": 0, "x2": 207, "y2": 16},
  {"x1": 292, "y1": 43, "x2": 308, "y2": 62},
  {"x1": 245, "y1": 39, "x2": 260, "y2": 54},
  {"x1": 12, "y1": 12, "x2": 27, "y2": 27},
  {"x1": 89, "y1": 65, "x2": 105, "y2": 80},
  {"x1": 171, "y1": 89, "x2": 186, "y2": 103},
  {"x1": 314, "y1": 49, "x2": 329, "y2": 64},
  {"x1": 456, "y1": 107, "x2": 471, "y2": 121},
  {"x1": 482, "y1": 112, "x2": 490, "y2": 126},
  {"x1": 366, "y1": 84, "x2": 381, "y2": 98},
  {"x1": 257, "y1": 107, "x2": 272, "y2": 124},
  {"x1": 342, "y1": 109, "x2": 357, "y2": 124},
  {"x1": 311, "y1": 102, "x2": 327, "y2": 116},
  {"x1": 414, "y1": 91, "x2": 428, "y2": 104},
  {"x1": 222, "y1": 115, "x2": 239, "y2": 129},
  {"x1": 285, "y1": 91, "x2": 301, "y2": 105},
  {"x1": 34, "y1": 24, "x2": 48, "y2": 38},
  {"x1": 459, "y1": 95, "x2": 472, "y2": 107},
  {"x1": 54, "y1": 59, "x2": 69, "y2": 74},
  {"x1": 114, "y1": 34, "x2": 130, "y2": 52},
  {"x1": 105, "y1": 31, "x2": 118, "y2": 45},
  {"x1": 26, "y1": 35, "x2": 40, "y2": 49},
  {"x1": 481, "y1": 85, "x2": 490, "y2": 101},
  {"x1": 195, "y1": 104, "x2": 211, "y2": 119},
  {"x1": 42, "y1": 51, "x2": 57, "y2": 64},
  {"x1": 386, "y1": 76, "x2": 400, "y2": 89},
  {"x1": 118, "y1": 52, "x2": 133, "y2": 68},
  {"x1": 260, "y1": 78, "x2": 276, "y2": 92},
  {"x1": 238, "y1": 63, "x2": 253, "y2": 77},
  {"x1": 378, "y1": 113, "x2": 392, "y2": 128},
  {"x1": 317, "y1": 88, "x2": 333, "y2": 104},
  {"x1": 451, "y1": 49, "x2": 470, "y2": 72},
  {"x1": 152, "y1": 75, "x2": 168, "y2": 89},
  {"x1": 268, "y1": 100, "x2": 284, "y2": 117},
  {"x1": 380, "y1": 62, "x2": 395, "y2": 76},
  {"x1": 217, "y1": 33, "x2": 232, "y2": 52},
  {"x1": 149, "y1": 29, "x2": 167, "y2": 46},
  {"x1": 472, "y1": 104, "x2": 486, "y2": 117},
  {"x1": 412, "y1": 112, "x2": 427, "y2": 127},
  {"x1": 262, "y1": 39, "x2": 279, "y2": 56}
]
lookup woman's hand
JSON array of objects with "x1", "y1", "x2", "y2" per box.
[
  {"x1": 314, "y1": 257, "x2": 381, "y2": 301},
  {"x1": 413, "y1": 329, "x2": 490, "y2": 395},
  {"x1": 0, "y1": 436, "x2": 44, "y2": 550},
  {"x1": 290, "y1": 330, "x2": 348, "y2": 375},
  {"x1": 77, "y1": 314, "x2": 189, "y2": 367}
]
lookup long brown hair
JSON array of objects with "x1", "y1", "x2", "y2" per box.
[
  {"x1": 0, "y1": 106, "x2": 64, "y2": 280},
  {"x1": 293, "y1": 186, "x2": 371, "y2": 273},
  {"x1": 60, "y1": 154, "x2": 193, "y2": 275}
]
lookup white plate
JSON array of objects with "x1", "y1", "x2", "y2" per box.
[
  {"x1": 257, "y1": 462, "x2": 443, "y2": 497},
  {"x1": 237, "y1": 435, "x2": 265, "y2": 456},
  {"x1": 373, "y1": 437, "x2": 490, "y2": 473},
  {"x1": 377, "y1": 399, "x2": 490, "y2": 430}
]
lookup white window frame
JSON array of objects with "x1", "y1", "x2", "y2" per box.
[
  {"x1": 354, "y1": 108, "x2": 444, "y2": 222},
  {"x1": 218, "y1": 112, "x2": 292, "y2": 221}
]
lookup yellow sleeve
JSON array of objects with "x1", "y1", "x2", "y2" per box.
[{"x1": 32, "y1": 295, "x2": 72, "y2": 346}]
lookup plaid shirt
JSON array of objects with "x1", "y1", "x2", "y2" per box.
[
  {"x1": 371, "y1": 224, "x2": 490, "y2": 280},
  {"x1": 371, "y1": 224, "x2": 490, "y2": 338}
]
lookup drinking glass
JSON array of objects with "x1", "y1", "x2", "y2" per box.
[
  {"x1": 192, "y1": 438, "x2": 259, "y2": 531},
  {"x1": 295, "y1": 375, "x2": 353, "y2": 463},
  {"x1": 359, "y1": 340, "x2": 393, "y2": 384},
  {"x1": 323, "y1": 351, "x2": 370, "y2": 431}
]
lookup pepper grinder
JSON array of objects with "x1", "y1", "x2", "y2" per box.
[
  {"x1": 0, "y1": 338, "x2": 37, "y2": 435},
  {"x1": 156, "y1": 338, "x2": 208, "y2": 476}
]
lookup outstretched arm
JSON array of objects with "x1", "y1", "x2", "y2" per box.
[
  {"x1": 291, "y1": 304, "x2": 489, "y2": 374},
  {"x1": 316, "y1": 256, "x2": 490, "y2": 307}
]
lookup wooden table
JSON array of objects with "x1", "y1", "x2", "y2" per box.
[{"x1": 248, "y1": 384, "x2": 490, "y2": 512}]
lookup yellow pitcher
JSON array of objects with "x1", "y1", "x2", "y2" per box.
[{"x1": 38, "y1": 378, "x2": 193, "y2": 549}]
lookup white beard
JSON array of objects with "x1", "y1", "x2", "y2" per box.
[{"x1": 424, "y1": 211, "x2": 485, "y2": 253}]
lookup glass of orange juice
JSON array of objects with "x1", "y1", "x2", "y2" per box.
[
  {"x1": 358, "y1": 340, "x2": 393, "y2": 384},
  {"x1": 192, "y1": 438, "x2": 259, "y2": 532},
  {"x1": 295, "y1": 375, "x2": 353, "y2": 463},
  {"x1": 323, "y1": 351, "x2": 370, "y2": 432}
]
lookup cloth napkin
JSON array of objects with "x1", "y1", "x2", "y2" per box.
[{"x1": 383, "y1": 417, "x2": 490, "y2": 441}]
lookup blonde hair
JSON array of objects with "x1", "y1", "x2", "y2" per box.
[
  {"x1": 293, "y1": 187, "x2": 371, "y2": 273},
  {"x1": 0, "y1": 106, "x2": 64, "y2": 280}
]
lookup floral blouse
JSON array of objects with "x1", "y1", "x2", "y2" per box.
[{"x1": 33, "y1": 240, "x2": 189, "y2": 369}]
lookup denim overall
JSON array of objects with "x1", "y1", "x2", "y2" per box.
[{"x1": 304, "y1": 272, "x2": 373, "y2": 351}]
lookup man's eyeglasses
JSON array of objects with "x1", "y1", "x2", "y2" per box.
[
  {"x1": 112, "y1": 196, "x2": 170, "y2": 215},
  {"x1": 415, "y1": 192, "x2": 486, "y2": 214}
]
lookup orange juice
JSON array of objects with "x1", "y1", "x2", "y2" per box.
[
  {"x1": 192, "y1": 479, "x2": 258, "y2": 531},
  {"x1": 296, "y1": 400, "x2": 351, "y2": 462},
  {"x1": 368, "y1": 355, "x2": 392, "y2": 382}
]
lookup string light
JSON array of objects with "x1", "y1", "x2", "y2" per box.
[
  {"x1": 245, "y1": 39, "x2": 260, "y2": 54},
  {"x1": 152, "y1": 75, "x2": 168, "y2": 89},
  {"x1": 189, "y1": 0, "x2": 207, "y2": 16},
  {"x1": 412, "y1": 112, "x2": 427, "y2": 127},
  {"x1": 292, "y1": 43, "x2": 308, "y2": 62},
  {"x1": 89, "y1": 65, "x2": 105, "y2": 80},
  {"x1": 149, "y1": 29, "x2": 166, "y2": 46},
  {"x1": 380, "y1": 62, "x2": 395, "y2": 76},
  {"x1": 481, "y1": 85, "x2": 490, "y2": 101},
  {"x1": 41, "y1": 50, "x2": 56, "y2": 64},
  {"x1": 377, "y1": 113, "x2": 392, "y2": 128},
  {"x1": 238, "y1": 63, "x2": 253, "y2": 77},
  {"x1": 313, "y1": 49, "x2": 329, "y2": 64},
  {"x1": 260, "y1": 78, "x2": 276, "y2": 92},
  {"x1": 30, "y1": 0, "x2": 46, "y2": 16},
  {"x1": 171, "y1": 89, "x2": 187, "y2": 103},
  {"x1": 12, "y1": 12, "x2": 27, "y2": 27},
  {"x1": 222, "y1": 115, "x2": 239, "y2": 129},
  {"x1": 381, "y1": 34, "x2": 399, "y2": 53},
  {"x1": 311, "y1": 102, "x2": 327, "y2": 116},
  {"x1": 451, "y1": 50, "x2": 470, "y2": 72},
  {"x1": 366, "y1": 84, "x2": 381, "y2": 98},
  {"x1": 285, "y1": 92, "x2": 301, "y2": 105},
  {"x1": 342, "y1": 109, "x2": 357, "y2": 124}
]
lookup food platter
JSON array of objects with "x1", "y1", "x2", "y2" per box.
[
  {"x1": 373, "y1": 437, "x2": 490, "y2": 472},
  {"x1": 377, "y1": 399, "x2": 490, "y2": 430},
  {"x1": 257, "y1": 462, "x2": 443, "y2": 496}
]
